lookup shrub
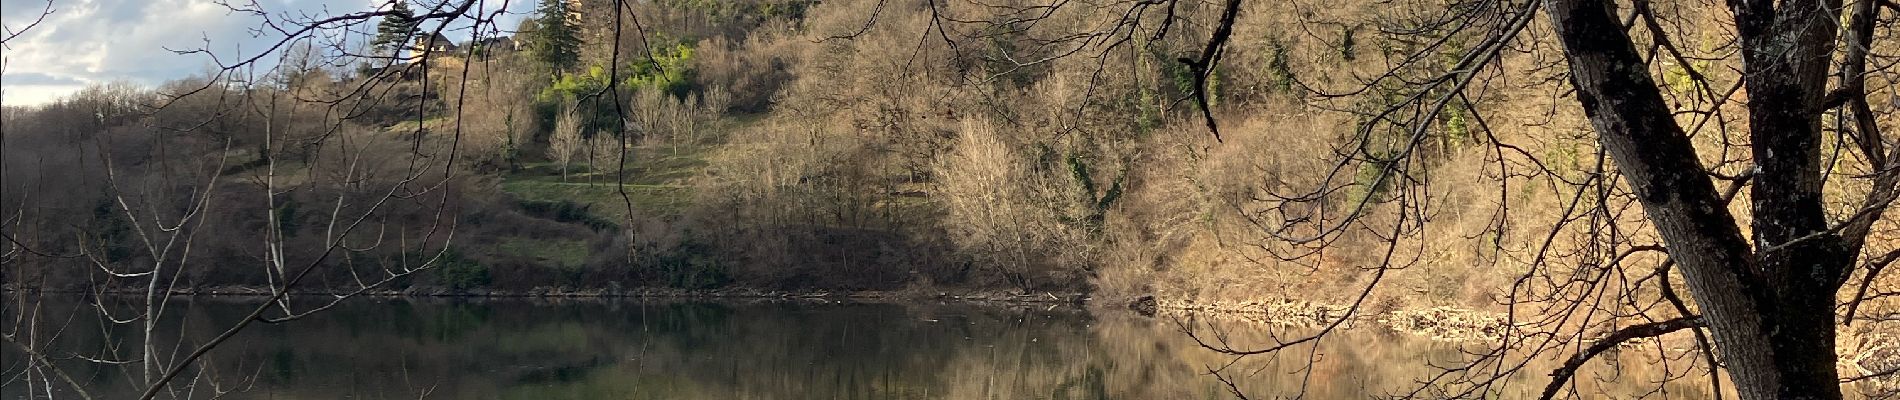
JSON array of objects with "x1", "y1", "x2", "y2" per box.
[
  {"x1": 433, "y1": 249, "x2": 492, "y2": 291},
  {"x1": 934, "y1": 119, "x2": 1097, "y2": 289},
  {"x1": 517, "y1": 199, "x2": 619, "y2": 231},
  {"x1": 642, "y1": 236, "x2": 730, "y2": 289},
  {"x1": 625, "y1": 43, "x2": 699, "y2": 100}
]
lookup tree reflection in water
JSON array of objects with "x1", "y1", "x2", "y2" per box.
[{"x1": 2, "y1": 297, "x2": 1720, "y2": 399}]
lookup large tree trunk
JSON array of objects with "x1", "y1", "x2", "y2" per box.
[
  {"x1": 1543, "y1": 0, "x2": 1844, "y2": 399},
  {"x1": 1733, "y1": 1, "x2": 1851, "y2": 398}
]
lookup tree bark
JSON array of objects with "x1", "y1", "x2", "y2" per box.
[
  {"x1": 1734, "y1": 1, "x2": 1850, "y2": 398},
  {"x1": 1543, "y1": 0, "x2": 1844, "y2": 399}
]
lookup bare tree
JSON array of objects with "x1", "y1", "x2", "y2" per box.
[
  {"x1": 811, "y1": 0, "x2": 1899, "y2": 398},
  {"x1": 2, "y1": 2, "x2": 93, "y2": 398},
  {"x1": 1234, "y1": 0, "x2": 1893, "y2": 398},
  {"x1": 2, "y1": 0, "x2": 526, "y2": 398},
  {"x1": 551, "y1": 102, "x2": 584, "y2": 180}
]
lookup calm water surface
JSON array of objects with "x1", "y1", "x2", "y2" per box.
[{"x1": 4, "y1": 297, "x2": 1714, "y2": 399}]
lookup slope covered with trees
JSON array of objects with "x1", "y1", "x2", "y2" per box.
[{"x1": 5, "y1": 0, "x2": 1900, "y2": 397}]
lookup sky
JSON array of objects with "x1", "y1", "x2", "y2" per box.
[{"x1": 0, "y1": 0, "x2": 532, "y2": 106}]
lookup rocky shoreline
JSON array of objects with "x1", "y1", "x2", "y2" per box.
[
  {"x1": 1139, "y1": 297, "x2": 1511, "y2": 341},
  {"x1": 1140, "y1": 296, "x2": 1898, "y2": 390},
  {"x1": 1850, "y1": 331, "x2": 1900, "y2": 394}
]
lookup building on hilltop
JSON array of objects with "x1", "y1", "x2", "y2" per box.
[
  {"x1": 468, "y1": 36, "x2": 518, "y2": 58},
  {"x1": 408, "y1": 32, "x2": 460, "y2": 64},
  {"x1": 564, "y1": 0, "x2": 596, "y2": 48},
  {"x1": 565, "y1": 0, "x2": 586, "y2": 25}
]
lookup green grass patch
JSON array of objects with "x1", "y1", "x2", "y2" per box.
[
  {"x1": 502, "y1": 143, "x2": 711, "y2": 218},
  {"x1": 496, "y1": 237, "x2": 592, "y2": 268},
  {"x1": 503, "y1": 180, "x2": 693, "y2": 218},
  {"x1": 511, "y1": 146, "x2": 710, "y2": 186}
]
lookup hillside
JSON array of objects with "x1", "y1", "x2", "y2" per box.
[{"x1": 0, "y1": 0, "x2": 1895, "y2": 328}]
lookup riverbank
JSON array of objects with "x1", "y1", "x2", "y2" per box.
[
  {"x1": 1139, "y1": 297, "x2": 1511, "y2": 341},
  {"x1": 5, "y1": 285, "x2": 1496, "y2": 340},
  {"x1": 2, "y1": 284, "x2": 1092, "y2": 305},
  {"x1": 9, "y1": 285, "x2": 1895, "y2": 391},
  {"x1": 1140, "y1": 296, "x2": 1899, "y2": 393}
]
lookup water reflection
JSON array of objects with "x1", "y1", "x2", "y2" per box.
[{"x1": 4, "y1": 297, "x2": 1716, "y2": 399}]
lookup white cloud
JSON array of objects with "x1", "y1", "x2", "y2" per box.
[
  {"x1": 1, "y1": 83, "x2": 84, "y2": 105},
  {"x1": 0, "y1": 0, "x2": 532, "y2": 106}
]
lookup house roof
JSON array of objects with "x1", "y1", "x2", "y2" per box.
[{"x1": 413, "y1": 33, "x2": 457, "y2": 48}]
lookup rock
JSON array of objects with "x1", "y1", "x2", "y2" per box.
[{"x1": 1130, "y1": 295, "x2": 1158, "y2": 317}]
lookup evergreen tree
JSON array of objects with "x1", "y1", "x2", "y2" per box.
[
  {"x1": 528, "y1": 0, "x2": 581, "y2": 74},
  {"x1": 371, "y1": 1, "x2": 417, "y2": 57}
]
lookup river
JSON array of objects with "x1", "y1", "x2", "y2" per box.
[{"x1": 3, "y1": 297, "x2": 1727, "y2": 399}]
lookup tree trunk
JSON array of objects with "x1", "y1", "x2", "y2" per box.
[
  {"x1": 1543, "y1": 1, "x2": 1844, "y2": 399},
  {"x1": 1734, "y1": 1, "x2": 1850, "y2": 397}
]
